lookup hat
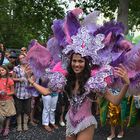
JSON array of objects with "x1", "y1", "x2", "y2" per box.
[{"x1": 9, "y1": 52, "x2": 17, "y2": 58}]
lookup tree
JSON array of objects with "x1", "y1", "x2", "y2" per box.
[
  {"x1": 75, "y1": 0, "x2": 140, "y2": 34},
  {"x1": 0, "y1": 0, "x2": 65, "y2": 49},
  {"x1": 117, "y1": 0, "x2": 129, "y2": 34}
]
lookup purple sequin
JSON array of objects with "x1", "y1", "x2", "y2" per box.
[
  {"x1": 85, "y1": 65, "x2": 114, "y2": 94},
  {"x1": 45, "y1": 69, "x2": 67, "y2": 92}
]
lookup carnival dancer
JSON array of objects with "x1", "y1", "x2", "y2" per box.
[
  {"x1": 25, "y1": 30, "x2": 130, "y2": 140},
  {"x1": 25, "y1": 9, "x2": 140, "y2": 140}
]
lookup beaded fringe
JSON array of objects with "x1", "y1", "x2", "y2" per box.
[{"x1": 66, "y1": 115, "x2": 97, "y2": 136}]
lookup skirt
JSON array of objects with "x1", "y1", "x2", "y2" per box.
[{"x1": 0, "y1": 99, "x2": 16, "y2": 117}]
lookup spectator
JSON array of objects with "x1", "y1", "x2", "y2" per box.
[
  {"x1": 0, "y1": 65, "x2": 16, "y2": 136},
  {"x1": 12, "y1": 54, "x2": 31, "y2": 132},
  {"x1": 20, "y1": 47, "x2": 27, "y2": 55},
  {"x1": 8, "y1": 52, "x2": 18, "y2": 66},
  {"x1": 0, "y1": 43, "x2": 5, "y2": 65}
]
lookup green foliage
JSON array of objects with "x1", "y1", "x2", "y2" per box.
[
  {"x1": 133, "y1": 35, "x2": 140, "y2": 44},
  {"x1": 75, "y1": 0, "x2": 118, "y2": 19},
  {"x1": 0, "y1": 0, "x2": 65, "y2": 49},
  {"x1": 75, "y1": 0, "x2": 140, "y2": 30}
]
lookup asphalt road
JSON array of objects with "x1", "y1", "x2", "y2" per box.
[{"x1": 0, "y1": 123, "x2": 139, "y2": 140}]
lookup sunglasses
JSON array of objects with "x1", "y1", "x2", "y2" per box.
[
  {"x1": 21, "y1": 49, "x2": 26, "y2": 51},
  {"x1": 9, "y1": 57, "x2": 16, "y2": 59}
]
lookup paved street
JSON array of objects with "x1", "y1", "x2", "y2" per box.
[{"x1": 0, "y1": 122, "x2": 139, "y2": 140}]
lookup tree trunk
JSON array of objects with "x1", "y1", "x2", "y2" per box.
[{"x1": 117, "y1": 0, "x2": 129, "y2": 34}]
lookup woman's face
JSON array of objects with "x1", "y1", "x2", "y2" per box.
[
  {"x1": 71, "y1": 54, "x2": 86, "y2": 74},
  {"x1": 0, "y1": 67, "x2": 7, "y2": 76},
  {"x1": 19, "y1": 54, "x2": 26, "y2": 64}
]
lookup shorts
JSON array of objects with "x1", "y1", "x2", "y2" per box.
[{"x1": 15, "y1": 97, "x2": 31, "y2": 115}]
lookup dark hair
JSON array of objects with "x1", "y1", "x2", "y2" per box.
[
  {"x1": 0, "y1": 65, "x2": 9, "y2": 77},
  {"x1": 18, "y1": 53, "x2": 26, "y2": 58},
  {"x1": 65, "y1": 53, "x2": 91, "y2": 98},
  {"x1": 17, "y1": 53, "x2": 26, "y2": 63},
  {"x1": 0, "y1": 65, "x2": 9, "y2": 86}
]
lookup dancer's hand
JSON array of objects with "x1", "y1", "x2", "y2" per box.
[{"x1": 114, "y1": 64, "x2": 130, "y2": 85}]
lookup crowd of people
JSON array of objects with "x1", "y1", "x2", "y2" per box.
[
  {"x1": 0, "y1": 44, "x2": 67, "y2": 137},
  {"x1": 1, "y1": 9, "x2": 140, "y2": 140}
]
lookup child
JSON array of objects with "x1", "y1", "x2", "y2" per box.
[{"x1": 0, "y1": 65, "x2": 16, "y2": 136}]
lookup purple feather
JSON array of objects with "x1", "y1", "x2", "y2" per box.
[
  {"x1": 94, "y1": 20, "x2": 125, "y2": 52},
  {"x1": 122, "y1": 43, "x2": 140, "y2": 77},
  {"x1": 28, "y1": 39, "x2": 37, "y2": 51},
  {"x1": 94, "y1": 20, "x2": 124, "y2": 37},
  {"x1": 128, "y1": 73, "x2": 140, "y2": 95},
  {"x1": 26, "y1": 41, "x2": 51, "y2": 78},
  {"x1": 47, "y1": 37, "x2": 62, "y2": 64},
  {"x1": 66, "y1": 11, "x2": 81, "y2": 37},
  {"x1": 52, "y1": 19, "x2": 66, "y2": 46}
]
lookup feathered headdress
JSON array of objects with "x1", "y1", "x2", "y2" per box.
[{"x1": 63, "y1": 26, "x2": 105, "y2": 65}]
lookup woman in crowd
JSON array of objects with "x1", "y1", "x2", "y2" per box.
[{"x1": 12, "y1": 54, "x2": 31, "y2": 132}]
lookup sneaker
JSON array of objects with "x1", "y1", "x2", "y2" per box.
[
  {"x1": 59, "y1": 121, "x2": 65, "y2": 127},
  {"x1": 117, "y1": 131, "x2": 124, "y2": 138},
  {"x1": 117, "y1": 135, "x2": 123, "y2": 138},
  {"x1": 107, "y1": 135, "x2": 115, "y2": 140}
]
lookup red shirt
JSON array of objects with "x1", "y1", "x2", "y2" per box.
[{"x1": 0, "y1": 78, "x2": 14, "y2": 100}]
